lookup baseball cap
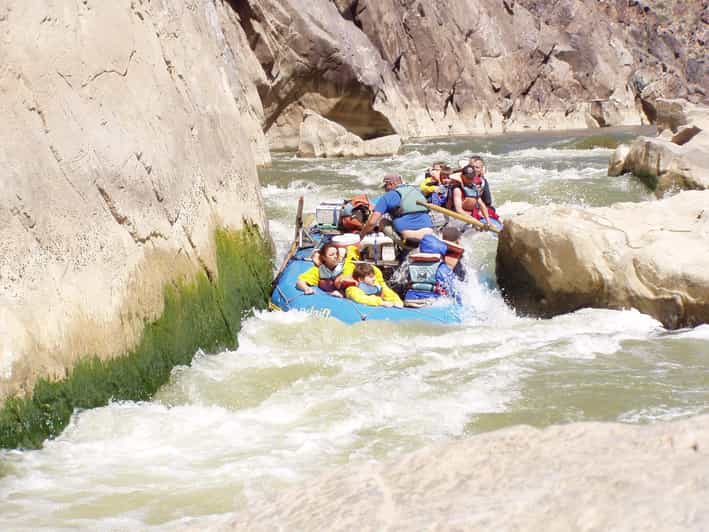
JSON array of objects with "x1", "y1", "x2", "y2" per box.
[{"x1": 382, "y1": 174, "x2": 402, "y2": 187}]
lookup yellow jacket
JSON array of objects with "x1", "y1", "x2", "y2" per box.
[
  {"x1": 342, "y1": 246, "x2": 385, "y2": 281},
  {"x1": 297, "y1": 266, "x2": 321, "y2": 286},
  {"x1": 345, "y1": 284, "x2": 402, "y2": 307},
  {"x1": 419, "y1": 177, "x2": 439, "y2": 197},
  {"x1": 342, "y1": 246, "x2": 402, "y2": 307}
]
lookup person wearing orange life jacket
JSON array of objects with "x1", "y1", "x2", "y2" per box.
[
  {"x1": 345, "y1": 263, "x2": 403, "y2": 308},
  {"x1": 295, "y1": 242, "x2": 345, "y2": 297}
]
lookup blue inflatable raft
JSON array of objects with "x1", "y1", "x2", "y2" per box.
[{"x1": 269, "y1": 198, "x2": 465, "y2": 325}]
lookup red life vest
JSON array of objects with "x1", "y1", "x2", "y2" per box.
[{"x1": 339, "y1": 195, "x2": 374, "y2": 232}]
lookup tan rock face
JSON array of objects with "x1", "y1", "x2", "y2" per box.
[
  {"x1": 211, "y1": 415, "x2": 709, "y2": 531},
  {"x1": 608, "y1": 100, "x2": 709, "y2": 193},
  {"x1": 234, "y1": 0, "x2": 706, "y2": 146},
  {"x1": 496, "y1": 191, "x2": 709, "y2": 329},
  {"x1": 297, "y1": 111, "x2": 400, "y2": 158},
  {"x1": 0, "y1": 1, "x2": 269, "y2": 400}
]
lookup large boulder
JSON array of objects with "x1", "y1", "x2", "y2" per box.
[
  {"x1": 496, "y1": 191, "x2": 709, "y2": 329},
  {"x1": 608, "y1": 100, "x2": 709, "y2": 193},
  {"x1": 213, "y1": 415, "x2": 709, "y2": 531},
  {"x1": 297, "y1": 111, "x2": 401, "y2": 158},
  {"x1": 0, "y1": 1, "x2": 269, "y2": 401}
]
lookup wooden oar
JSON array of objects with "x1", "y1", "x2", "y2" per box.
[
  {"x1": 272, "y1": 196, "x2": 305, "y2": 290},
  {"x1": 416, "y1": 200, "x2": 501, "y2": 233}
]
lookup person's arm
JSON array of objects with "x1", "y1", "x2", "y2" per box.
[
  {"x1": 477, "y1": 198, "x2": 492, "y2": 227},
  {"x1": 452, "y1": 187, "x2": 464, "y2": 214},
  {"x1": 341, "y1": 245, "x2": 359, "y2": 277},
  {"x1": 381, "y1": 284, "x2": 403, "y2": 307},
  {"x1": 419, "y1": 178, "x2": 437, "y2": 196},
  {"x1": 296, "y1": 267, "x2": 319, "y2": 294},
  {"x1": 359, "y1": 210, "x2": 382, "y2": 237},
  {"x1": 345, "y1": 285, "x2": 384, "y2": 306}
]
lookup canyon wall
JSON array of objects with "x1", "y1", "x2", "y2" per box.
[
  {"x1": 233, "y1": 0, "x2": 707, "y2": 149},
  {"x1": 0, "y1": 0, "x2": 271, "y2": 403}
]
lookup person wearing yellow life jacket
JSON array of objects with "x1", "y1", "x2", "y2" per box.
[
  {"x1": 359, "y1": 174, "x2": 434, "y2": 241},
  {"x1": 345, "y1": 263, "x2": 403, "y2": 308},
  {"x1": 419, "y1": 162, "x2": 445, "y2": 197},
  {"x1": 295, "y1": 242, "x2": 345, "y2": 297}
]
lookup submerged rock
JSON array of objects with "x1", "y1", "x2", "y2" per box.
[
  {"x1": 210, "y1": 415, "x2": 709, "y2": 531},
  {"x1": 496, "y1": 191, "x2": 709, "y2": 329}
]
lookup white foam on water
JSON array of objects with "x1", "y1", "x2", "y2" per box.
[
  {"x1": 495, "y1": 200, "x2": 535, "y2": 217},
  {"x1": 505, "y1": 146, "x2": 613, "y2": 160},
  {"x1": 664, "y1": 323, "x2": 709, "y2": 340},
  {"x1": 618, "y1": 404, "x2": 707, "y2": 424}
]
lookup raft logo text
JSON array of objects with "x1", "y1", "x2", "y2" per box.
[{"x1": 305, "y1": 306, "x2": 332, "y2": 319}]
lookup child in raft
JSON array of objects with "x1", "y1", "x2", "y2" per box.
[{"x1": 346, "y1": 262, "x2": 403, "y2": 308}]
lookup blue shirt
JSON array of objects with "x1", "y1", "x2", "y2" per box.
[{"x1": 374, "y1": 190, "x2": 433, "y2": 233}]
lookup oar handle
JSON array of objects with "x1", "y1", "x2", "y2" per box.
[{"x1": 416, "y1": 200, "x2": 501, "y2": 233}]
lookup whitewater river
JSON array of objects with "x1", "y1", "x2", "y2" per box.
[{"x1": 2, "y1": 127, "x2": 708, "y2": 530}]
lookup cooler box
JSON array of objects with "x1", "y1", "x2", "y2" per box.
[
  {"x1": 360, "y1": 232, "x2": 395, "y2": 262},
  {"x1": 316, "y1": 201, "x2": 344, "y2": 226}
]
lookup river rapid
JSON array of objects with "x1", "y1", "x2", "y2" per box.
[{"x1": 1, "y1": 127, "x2": 708, "y2": 530}]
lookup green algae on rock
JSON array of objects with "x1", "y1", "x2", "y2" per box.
[{"x1": 0, "y1": 226, "x2": 272, "y2": 450}]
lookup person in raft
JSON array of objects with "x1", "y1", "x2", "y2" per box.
[
  {"x1": 467, "y1": 156, "x2": 494, "y2": 208},
  {"x1": 295, "y1": 242, "x2": 345, "y2": 297},
  {"x1": 345, "y1": 263, "x2": 403, "y2": 308},
  {"x1": 359, "y1": 174, "x2": 434, "y2": 241},
  {"x1": 451, "y1": 165, "x2": 493, "y2": 228},
  {"x1": 404, "y1": 226, "x2": 465, "y2": 305}
]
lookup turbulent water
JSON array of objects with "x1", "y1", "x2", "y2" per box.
[{"x1": 2, "y1": 127, "x2": 708, "y2": 530}]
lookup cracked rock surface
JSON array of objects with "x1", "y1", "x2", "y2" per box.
[
  {"x1": 0, "y1": 0, "x2": 269, "y2": 399},
  {"x1": 236, "y1": 0, "x2": 707, "y2": 148}
]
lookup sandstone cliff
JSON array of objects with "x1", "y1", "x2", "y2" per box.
[
  {"x1": 233, "y1": 0, "x2": 707, "y2": 150},
  {"x1": 0, "y1": 1, "x2": 270, "y2": 402}
]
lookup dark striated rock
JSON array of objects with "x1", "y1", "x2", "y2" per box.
[{"x1": 233, "y1": 0, "x2": 706, "y2": 149}]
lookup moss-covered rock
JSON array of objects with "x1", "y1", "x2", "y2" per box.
[{"x1": 0, "y1": 225, "x2": 272, "y2": 450}]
